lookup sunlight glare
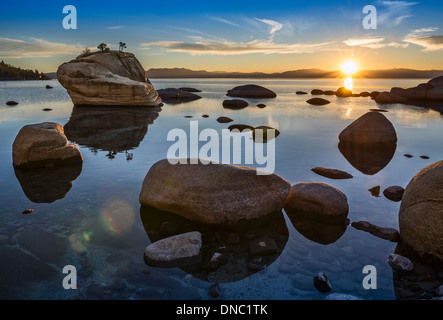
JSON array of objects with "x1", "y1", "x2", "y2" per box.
[{"x1": 342, "y1": 61, "x2": 358, "y2": 75}]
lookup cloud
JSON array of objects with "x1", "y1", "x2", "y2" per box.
[
  {"x1": 140, "y1": 38, "x2": 332, "y2": 55},
  {"x1": 211, "y1": 17, "x2": 239, "y2": 27},
  {"x1": 0, "y1": 38, "x2": 83, "y2": 58},
  {"x1": 255, "y1": 18, "x2": 283, "y2": 35},
  {"x1": 404, "y1": 27, "x2": 443, "y2": 51},
  {"x1": 343, "y1": 37, "x2": 408, "y2": 49},
  {"x1": 377, "y1": 1, "x2": 419, "y2": 27},
  {"x1": 106, "y1": 26, "x2": 124, "y2": 30}
]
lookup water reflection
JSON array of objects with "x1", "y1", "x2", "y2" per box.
[
  {"x1": 344, "y1": 77, "x2": 353, "y2": 91},
  {"x1": 140, "y1": 205, "x2": 288, "y2": 283},
  {"x1": 64, "y1": 106, "x2": 161, "y2": 158},
  {"x1": 338, "y1": 141, "x2": 396, "y2": 175},
  {"x1": 14, "y1": 163, "x2": 82, "y2": 203},
  {"x1": 284, "y1": 209, "x2": 348, "y2": 245}
]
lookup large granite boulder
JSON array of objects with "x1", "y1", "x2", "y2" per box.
[
  {"x1": 12, "y1": 122, "x2": 83, "y2": 168},
  {"x1": 399, "y1": 161, "x2": 443, "y2": 264},
  {"x1": 57, "y1": 50, "x2": 161, "y2": 106},
  {"x1": 339, "y1": 112, "x2": 397, "y2": 144},
  {"x1": 139, "y1": 159, "x2": 291, "y2": 226},
  {"x1": 227, "y1": 84, "x2": 277, "y2": 98}
]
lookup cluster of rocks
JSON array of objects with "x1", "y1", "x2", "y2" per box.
[
  {"x1": 303, "y1": 87, "x2": 382, "y2": 105},
  {"x1": 375, "y1": 76, "x2": 443, "y2": 104}
]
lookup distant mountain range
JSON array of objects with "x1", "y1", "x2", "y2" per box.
[{"x1": 146, "y1": 68, "x2": 443, "y2": 79}]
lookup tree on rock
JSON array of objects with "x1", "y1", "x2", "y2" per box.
[
  {"x1": 119, "y1": 42, "x2": 127, "y2": 54},
  {"x1": 97, "y1": 43, "x2": 108, "y2": 52}
]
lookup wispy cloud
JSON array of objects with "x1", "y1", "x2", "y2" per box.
[
  {"x1": 404, "y1": 27, "x2": 443, "y2": 51},
  {"x1": 140, "y1": 39, "x2": 332, "y2": 55},
  {"x1": 255, "y1": 18, "x2": 283, "y2": 35},
  {"x1": 377, "y1": 1, "x2": 419, "y2": 27},
  {"x1": 0, "y1": 38, "x2": 82, "y2": 58},
  {"x1": 211, "y1": 17, "x2": 239, "y2": 27},
  {"x1": 343, "y1": 37, "x2": 408, "y2": 49},
  {"x1": 106, "y1": 26, "x2": 124, "y2": 30}
]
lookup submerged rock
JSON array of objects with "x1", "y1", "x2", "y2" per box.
[
  {"x1": 284, "y1": 182, "x2": 349, "y2": 224},
  {"x1": 399, "y1": 160, "x2": 443, "y2": 264},
  {"x1": 139, "y1": 159, "x2": 291, "y2": 226},
  {"x1": 311, "y1": 167, "x2": 353, "y2": 179},
  {"x1": 57, "y1": 50, "x2": 161, "y2": 106},
  {"x1": 339, "y1": 112, "x2": 397, "y2": 144},
  {"x1": 144, "y1": 231, "x2": 202, "y2": 268},
  {"x1": 252, "y1": 126, "x2": 280, "y2": 143},
  {"x1": 227, "y1": 84, "x2": 276, "y2": 98},
  {"x1": 314, "y1": 272, "x2": 332, "y2": 293},
  {"x1": 368, "y1": 186, "x2": 381, "y2": 197},
  {"x1": 351, "y1": 221, "x2": 400, "y2": 242},
  {"x1": 13, "y1": 122, "x2": 83, "y2": 169}
]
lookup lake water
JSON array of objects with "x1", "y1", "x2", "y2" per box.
[{"x1": 0, "y1": 78, "x2": 442, "y2": 300}]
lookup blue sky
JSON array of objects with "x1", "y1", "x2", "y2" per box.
[{"x1": 1, "y1": 0, "x2": 442, "y2": 72}]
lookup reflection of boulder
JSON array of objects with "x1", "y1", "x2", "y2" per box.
[
  {"x1": 64, "y1": 106, "x2": 160, "y2": 154},
  {"x1": 14, "y1": 163, "x2": 82, "y2": 203},
  {"x1": 140, "y1": 205, "x2": 288, "y2": 283},
  {"x1": 285, "y1": 209, "x2": 347, "y2": 245},
  {"x1": 338, "y1": 141, "x2": 396, "y2": 175}
]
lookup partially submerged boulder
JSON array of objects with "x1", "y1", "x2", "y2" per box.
[
  {"x1": 227, "y1": 84, "x2": 277, "y2": 98},
  {"x1": 157, "y1": 88, "x2": 201, "y2": 104},
  {"x1": 139, "y1": 159, "x2": 291, "y2": 226},
  {"x1": 284, "y1": 182, "x2": 349, "y2": 224},
  {"x1": 399, "y1": 161, "x2": 443, "y2": 264},
  {"x1": 12, "y1": 122, "x2": 83, "y2": 168},
  {"x1": 307, "y1": 98, "x2": 330, "y2": 105},
  {"x1": 339, "y1": 112, "x2": 397, "y2": 144},
  {"x1": 222, "y1": 99, "x2": 249, "y2": 109},
  {"x1": 57, "y1": 50, "x2": 161, "y2": 106}
]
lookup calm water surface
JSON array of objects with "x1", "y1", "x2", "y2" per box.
[{"x1": 0, "y1": 78, "x2": 442, "y2": 300}]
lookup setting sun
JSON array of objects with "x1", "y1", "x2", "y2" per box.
[{"x1": 342, "y1": 61, "x2": 358, "y2": 75}]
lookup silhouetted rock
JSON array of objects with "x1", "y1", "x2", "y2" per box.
[
  {"x1": 324, "y1": 90, "x2": 335, "y2": 96},
  {"x1": 179, "y1": 87, "x2": 202, "y2": 92},
  {"x1": 314, "y1": 272, "x2": 332, "y2": 293},
  {"x1": 227, "y1": 84, "x2": 276, "y2": 98},
  {"x1": 256, "y1": 103, "x2": 266, "y2": 108},
  {"x1": 45, "y1": 85, "x2": 53, "y2": 89},
  {"x1": 222, "y1": 99, "x2": 249, "y2": 109},
  {"x1": 351, "y1": 221, "x2": 400, "y2": 242},
  {"x1": 296, "y1": 91, "x2": 308, "y2": 95},
  {"x1": 335, "y1": 87, "x2": 352, "y2": 97},
  {"x1": 311, "y1": 89, "x2": 324, "y2": 95},
  {"x1": 252, "y1": 126, "x2": 280, "y2": 143},
  {"x1": 157, "y1": 88, "x2": 201, "y2": 104},
  {"x1": 311, "y1": 167, "x2": 353, "y2": 179},
  {"x1": 217, "y1": 116, "x2": 234, "y2": 123},
  {"x1": 306, "y1": 98, "x2": 330, "y2": 105},
  {"x1": 6, "y1": 101, "x2": 18, "y2": 106},
  {"x1": 339, "y1": 112, "x2": 397, "y2": 144}
]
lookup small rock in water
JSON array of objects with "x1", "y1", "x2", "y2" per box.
[
  {"x1": 228, "y1": 124, "x2": 254, "y2": 132},
  {"x1": 184, "y1": 115, "x2": 193, "y2": 118},
  {"x1": 179, "y1": 87, "x2": 202, "y2": 93},
  {"x1": 388, "y1": 254, "x2": 413, "y2": 272},
  {"x1": 6, "y1": 101, "x2": 18, "y2": 106},
  {"x1": 256, "y1": 103, "x2": 266, "y2": 108},
  {"x1": 202, "y1": 114, "x2": 209, "y2": 118},
  {"x1": 311, "y1": 167, "x2": 353, "y2": 179},
  {"x1": 383, "y1": 186, "x2": 404, "y2": 202},
  {"x1": 311, "y1": 89, "x2": 324, "y2": 95},
  {"x1": 324, "y1": 90, "x2": 335, "y2": 96},
  {"x1": 360, "y1": 92, "x2": 370, "y2": 97},
  {"x1": 208, "y1": 283, "x2": 221, "y2": 298},
  {"x1": 420, "y1": 155, "x2": 430, "y2": 159},
  {"x1": 368, "y1": 186, "x2": 381, "y2": 197},
  {"x1": 351, "y1": 221, "x2": 400, "y2": 242},
  {"x1": 306, "y1": 98, "x2": 330, "y2": 105},
  {"x1": 314, "y1": 272, "x2": 332, "y2": 293},
  {"x1": 249, "y1": 235, "x2": 278, "y2": 256},
  {"x1": 42, "y1": 108, "x2": 53, "y2": 111},
  {"x1": 217, "y1": 116, "x2": 234, "y2": 123},
  {"x1": 222, "y1": 99, "x2": 249, "y2": 109},
  {"x1": 21, "y1": 209, "x2": 35, "y2": 215},
  {"x1": 404, "y1": 154, "x2": 413, "y2": 158},
  {"x1": 296, "y1": 91, "x2": 308, "y2": 95},
  {"x1": 46, "y1": 85, "x2": 53, "y2": 89}
]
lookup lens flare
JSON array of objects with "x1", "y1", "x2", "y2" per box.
[{"x1": 100, "y1": 200, "x2": 135, "y2": 235}]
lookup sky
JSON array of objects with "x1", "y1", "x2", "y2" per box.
[{"x1": 0, "y1": 0, "x2": 442, "y2": 73}]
